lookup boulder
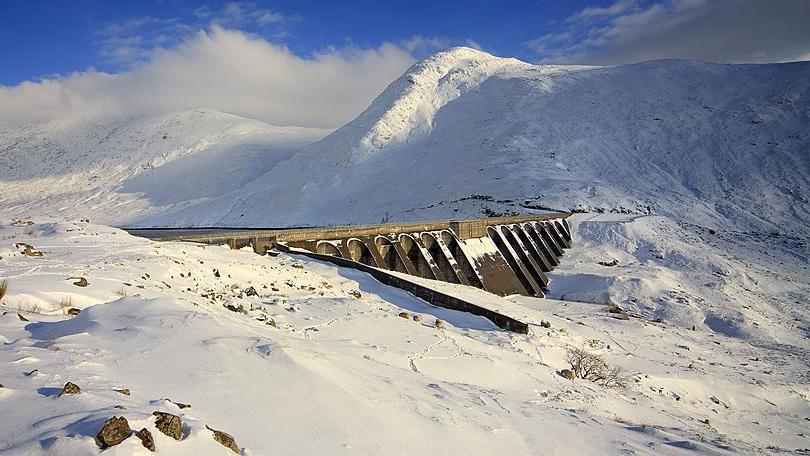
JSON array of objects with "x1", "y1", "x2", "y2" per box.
[
  {"x1": 67, "y1": 308, "x2": 81, "y2": 316},
  {"x1": 167, "y1": 399, "x2": 191, "y2": 409},
  {"x1": 114, "y1": 388, "x2": 130, "y2": 396},
  {"x1": 206, "y1": 426, "x2": 239, "y2": 454},
  {"x1": 243, "y1": 286, "x2": 258, "y2": 297},
  {"x1": 560, "y1": 369, "x2": 576, "y2": 380},
  {"x1": 224, "y1": 302, "x2": 244, "y2": 313},
  {"x1": 69, "y1": 277, "x2": 88, "y2": 287},
  {"x1": 136, "y1": 428, "x2": 155, "y2": 451},
  {"x1": 152, "y1": 411, "x2": 182, "y2": 440},
  {"x1": 58, "y1": 382, "x2": 81, "y2": 396},
  {"x1": 605, "y1": 303, "x2": 623, "y2": 314},
  {"x1": 16, "y1": 243, "x2": 43, "y2": 257},
  {"x1": 96, "y1": 416, "x2": 132, "y2": 449}
]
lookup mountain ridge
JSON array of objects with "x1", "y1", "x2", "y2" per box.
[
  {"x1": 140, "y1": 51, "x2": 809, "y2": 233},
  {"x1": 0, "y1": 49, "x2": 808, "y2": 235}
]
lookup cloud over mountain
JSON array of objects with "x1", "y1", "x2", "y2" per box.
[
  {"x1": 0, "y1": 27, "x2": 415, "y2": 128},
  {"x1": 529, "y1": 0, "x2": 810, "y2": 65}
]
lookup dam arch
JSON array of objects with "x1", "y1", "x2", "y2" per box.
[
  {"x1": 420, "y1": 232, "x2": 462, "y2": 284},
  {"x1": 346, "y1": 238, "x2": 379, "y2": 267}
]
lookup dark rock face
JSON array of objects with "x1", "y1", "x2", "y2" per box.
[
  {"x1": 58, "y1": 382, "x2": 81, "y2": 396},
  {"x1": 207, "y1": 426, "x2": 239, "y2": 454},
  {"x1": 96, "y1": 416, "x2": 132, "y2": 449},
  {"x1": 560, "y1": 369, "x2": 576, "y2": 380},
  {"x1": 153, "y1": 411, "x2": 182, "y2": 440},
  {"x1": 16, "y1": 243, "x2": 43, "y2": 257},
  {"x1": 605, "y1": 304, "x2": 630, "y2": 320},
  {"x1": 167, "y1": 399, "x2": 191, "y2": 409},
  {"x1": 136, "y1": 428, "x2": 155, "y2": 451},
  {"x1": 243, "y1": 286, "x2": 258, "y2": 297},
  {"x1": 67, "y1": 307, "x2": 81, "y2": 316},
  {"x1": 70, "y1": 277, "x2": 89, "y2": 287},
  {"x1": 114, "y1": 388, "x2": 130, "y2": 396},
  {"x1": 606, "y1": 303, "x2": 623, "y2": 314},
  {"x1": 224, "y1": 302, "x2": 244, "y2": 313}
]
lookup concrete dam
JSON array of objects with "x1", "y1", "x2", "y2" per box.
[{"x1": 138, "y1": 213, "x2": 571, "y2": 333}]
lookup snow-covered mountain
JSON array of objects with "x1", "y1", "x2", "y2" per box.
[
  {"x1": 2, "y1": 48, "x2": 807, "y2": 233},
  {"x1": 0, "y1": 109, "x2": 330, "y2": 225},
  {"x1": 137, "y1": 48, "x2": 809, "y2": 235}
]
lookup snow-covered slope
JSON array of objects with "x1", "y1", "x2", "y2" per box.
[
  {"x1": 2, "y1": 221, "x2": 807, "y2": 454},
  {"x1": 145, "y1": 48, "x2": 809, "y2": 235},
  {"x1": 0, "y1": 109, "x2": 329, "y2": 225}
]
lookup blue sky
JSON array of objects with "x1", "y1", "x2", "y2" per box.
[
  {"x1": 1, "y1": 1, "x2": 808, "y2": 128},
  {"x1": 0, "y1": 0, "x2": 600, "y2": 85}
]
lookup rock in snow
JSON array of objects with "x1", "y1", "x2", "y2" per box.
[
  {"x1": 58, "y1": 382, "x2": 81, "y2": 397},
  {"x1": 153, "y1": 411, "x2": 183, "y2": 440},
  {"x1": 95, "y1": 416, "x2": 131, "y2": 449},
  {"x1": 207, "y1": 425, "x2": 239, "y2": 454},
  {"x1": 136, "y1": 428, "x2": 156, "y2": 452}
]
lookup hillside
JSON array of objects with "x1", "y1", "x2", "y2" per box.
[
  {"x1": 0, "y1": 109, "x2": 330, "y2": 226},
  {"x1": 141, "y1": 48, "x2": 810, "y2": 235},
  {"x1": 2, "y1": 49, "x2": 807, "y2": 233}
]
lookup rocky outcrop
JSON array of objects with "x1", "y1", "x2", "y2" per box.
[
  {"x1": 153, "y1": 411, "x2": 182, "y2": 440},
  {"x1": 136, "y1": 428, "x2": 155, "y2": 451},
  {"x1": 58, "y1": 382, "x2": 81, "y2": 397},
  {"x1": 96, "y1": 416, "x2": 132, "y2": 449},
  {"x1": 207, "y1": 425, "x2": 239, "y2": 454}
]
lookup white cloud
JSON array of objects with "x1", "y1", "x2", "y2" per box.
[
  {"x1": 0, "y1": 27, "x2": 416, "y2": 128},
  {"x1": 97, "y1": 17, "x2": 194, "y2": 66},
  {"x1": 529, "y1": 0, "x2": 810, "y2": 65},
  {"x1": 201, "y1": 2, "x2": 289, "y2": 28},
  {"x1": 400, "y1": 35, "x2": 483, "y2": 57},
  {"x1": 97, "y1": 3, "x2": 294, "y2": 68},
  {"x1": 566, "y1": 0, "x2": 639, "y2": 22}
]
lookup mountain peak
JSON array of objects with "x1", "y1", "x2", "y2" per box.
[{"x1": 328, "y1": 47, "x2": 531, "y2": 163}]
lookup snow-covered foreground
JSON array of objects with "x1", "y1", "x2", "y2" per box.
[{"x1": 1, "y1": 219, "x2": 807, "y2": 454}]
